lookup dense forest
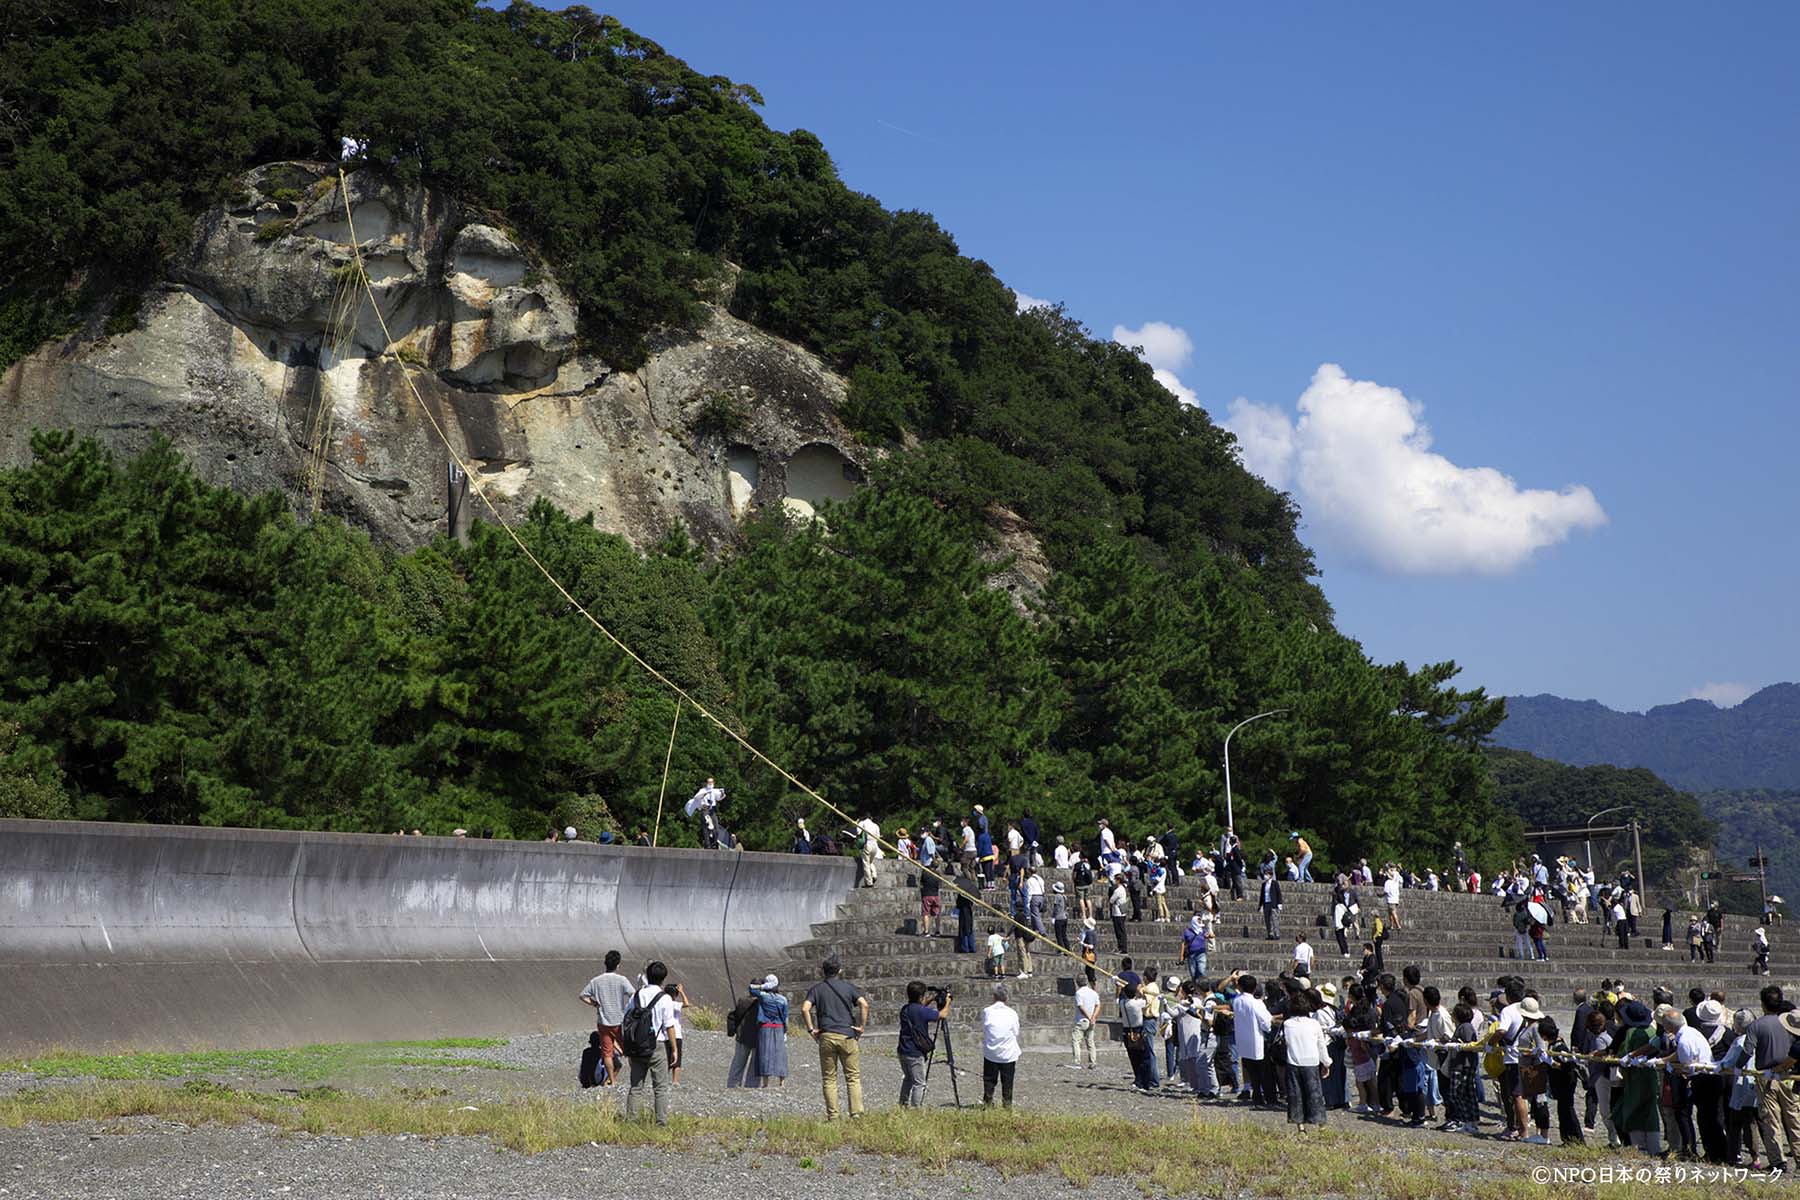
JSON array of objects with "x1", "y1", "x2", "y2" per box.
[
  {"x1": 1483, "y1": 747, "x2": 1717, "y2": 887},
  {"x1": 1, "y1": 2, "x2": 1523, "y2": 867},
  {"x1": 0, "y1": 434, "x2": 1518, "y2": 866}
]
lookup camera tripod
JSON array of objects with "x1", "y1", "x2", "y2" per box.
[{"x1": 922, "y1": 1012, "x2": 964, "y2": 1109}]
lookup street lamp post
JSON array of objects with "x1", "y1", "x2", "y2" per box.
[
  {"x1": 1223, "y1": 709, "x2": 1288, "y2": 835},
  {"x1": 1585, "y1": 805, "x2": 1629, "y2": 876}
]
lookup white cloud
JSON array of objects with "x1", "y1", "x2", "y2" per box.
[
  {"x1": 1113, "y1": 321, "x2": 1199, "y2": 407},
  {"x1": 1686, "y1": 681, "x2": 1756, "y2": 708},
  {"x1": 1223, "y1": 364, "x2": 1607, "y2": 575},
  {"x1": 1014, "y1": 290, "x2": 1052, "y2": 313}
]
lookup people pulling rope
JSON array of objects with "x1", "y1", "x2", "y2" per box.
[
  {"x1": 330, "y1": 169, "x2": 1123, "y2": 990},
  {"x1": 1337, "y1": 1030, "x2": 1789, "y2": 1079}
]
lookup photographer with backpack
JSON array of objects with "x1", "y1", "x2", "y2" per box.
[{"x1": 620, "y1": 961, "x2": 681, "y2": 1125}]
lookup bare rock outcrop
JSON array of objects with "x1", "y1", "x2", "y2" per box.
[{"x1": 0, "y1": 162, "x2": 868, "y2": 554}]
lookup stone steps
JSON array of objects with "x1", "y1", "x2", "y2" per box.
[{"x1": 787, "y1": 863, "x2": 1784, "y2": 1045}]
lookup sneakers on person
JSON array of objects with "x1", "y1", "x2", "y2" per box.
[
  {"x1": 1438, "y1": 1120, "x2": 1460, "y2": 1132},
  {"x1": 1525, "y1": 1134, "x2": 1550, "y2": 1145}
]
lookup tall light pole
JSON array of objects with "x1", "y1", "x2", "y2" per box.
[
  {"x1": 1585, "y1": 805, "x2": 1628, "y2": 875},
  {"x1": 1223, "y1": 709, "x2": 1287, "y2": 834}
]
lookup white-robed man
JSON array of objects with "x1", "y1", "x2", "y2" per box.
[{"x1": 686, "y1": 777, "x2": 725, "y2": 848}]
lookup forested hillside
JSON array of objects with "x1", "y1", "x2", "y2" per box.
[
  {"x1": 1699, "y1": 789, "x2": 1798, "y2": 913},
  {"x1": 1483, "y1": 747, "x2": 1716, "y2": 886},
  {"x1": 1496, "y1": 687, "x2": 1800, "y2": 791},
  {"x1": 0, "y1": 434, "x2": 1517, "y2": 864},
  {"x1": 0, "y1": 2, "x2": 1521, "y2": 866}
]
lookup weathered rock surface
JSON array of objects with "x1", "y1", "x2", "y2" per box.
[{"x1": 0, "y1": 162, "x2": 871, "y2": 554}]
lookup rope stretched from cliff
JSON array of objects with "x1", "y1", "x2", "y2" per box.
[
  {"x1": 330, "y1": 168, "x2": 1122, "y2": 990},
  {"x1": 650, "y1": 699, "x2": 681, "y2": 848}
]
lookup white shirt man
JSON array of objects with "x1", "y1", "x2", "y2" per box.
[
  {"x1": 1384, "y1": 873, "x2": 1402, "y2": 906},
  {"x1": 1497, "y1": 999, "x2": 1526, "y2": 1065},
  {"x1": 857, "y1": 817, "x2": 884, "y2": 858},
  {"x1": 686, "y1": 780, "x2": 723, "y2": 815},
  {"x1": 1671, "y1": 1020, "x2": 1714, "y2": 1068},
  {"x1": 982, "y1": 997, "x2": 1021, "y2": 1061},
  {"x1": 1098, "y1": 822, "x2": 1116, "y2": 855},
  {"x1": 1231, "y1": 988, "x2": 1273, "y2": 1061},
  {"x1": 1108, "y1": 881, "x2": 1129, "y2": 918},
  {"x1": 1006, "y1": 826, "x2": 1023, "y2": 855},
  {"x1": 1053, "y1": 839, "x2": 1071, "y2": 869},
  {"x1": 1293, "y1": 938, "x2": 1315, "y2": 975}
]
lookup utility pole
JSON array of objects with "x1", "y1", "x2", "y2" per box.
[
  {"x1": 1631, "y1": 818, "x2": 1645, "y2": 915},
  {"x1": 1757, "y1": 844, "x2": 1769, "y2": 922}
]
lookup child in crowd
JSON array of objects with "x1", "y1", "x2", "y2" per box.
[{"x1": 985, "y1": 926, "x2": 1008, "y2": 978}]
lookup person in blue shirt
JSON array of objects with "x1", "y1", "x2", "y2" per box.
[
  {"x1": 896, "y1": 981, "x2": 952, "y2": 1106},
  {"x1": 747, "y1": 975, "x2": 790, "y2": 1088}
]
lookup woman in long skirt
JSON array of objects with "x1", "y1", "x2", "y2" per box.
[
  {"x1": 1611, "y1": 1001, "x2": 1663, "y2": 1155},
  {"x1": 749, "y1": 975, "x2": 789, "y2": 1088}
]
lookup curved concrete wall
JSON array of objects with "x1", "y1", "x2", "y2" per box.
[{"x1": 0, "y1": 820, "x2": 855, "y2": 1053}]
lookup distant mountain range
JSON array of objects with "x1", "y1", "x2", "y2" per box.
[
  {"x1": 1495, "y1": 684, "x2": 1799, "y2": 912},
  {"x1": 1495, "y1": 683, "x2": 1800, "y2": 792}
]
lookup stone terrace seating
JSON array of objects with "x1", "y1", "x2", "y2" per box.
[{"x1": 768, "y1": 862, "x2": 1791, "y2": 1046}]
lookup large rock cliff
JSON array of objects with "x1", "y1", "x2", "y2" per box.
[{"x1": 1, "y1": 162, "x2": 871, "y2": 553}]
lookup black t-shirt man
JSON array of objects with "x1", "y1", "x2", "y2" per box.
[{"x1": 920, "y1": 870, "x2": 941, "y2": 899}]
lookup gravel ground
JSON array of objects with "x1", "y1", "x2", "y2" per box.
[
  {"x1": 0, "y1": 1118, "x2": 1120, "y2": 1200},
  {"x1": 0, "y1": 1028, "x2": 1570, "y2": 1198}
]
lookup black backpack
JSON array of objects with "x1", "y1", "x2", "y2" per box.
[
  {"x1": 1073, "y1": 861, "x2": 1093, "y2": 888},
  {"x1": 620, "y1": 987, "x2": 668, "y2": 1059},
  {"x1": 578, "y1": 1030, "x2": 606, "y2": 1088}
]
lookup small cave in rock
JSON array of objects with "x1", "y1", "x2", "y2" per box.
[
  {"x1": 725, "y1": 444, "x2": 759, "y2": 516},
  {"x1": 304, "y1": 200, "x2": 395, "y2": 244},
  {"x1": 449, "y1": 251, "x2": 527, "y2": 288},
  {"x1": 781, "y1": 443, "x2": 860, "y2": 519}
]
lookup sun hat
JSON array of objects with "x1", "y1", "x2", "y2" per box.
[
  {"x1": 563, "y1": 826, "x2": 577, "y2": 840},
  {"x1": 1319, "y1": 982, "x2": 1339, "y2": 1003},
  {"x1": 1518, "y1": 997, "x2": 1545, "y2": 1020},
  {"x1": 1696, "y1": 999, "x2": 1726, "y2": 1025},
  {"x1": 1083, "y1": 917, "x2": 1097, "y2": 929},
  {"x1": 1782, "y1": 1011, "x2": 1800, "y2": 1039},
  {"x1": 1619, "y1": 1000, "x2": 1653, "y2": 1028},
  {"x1": 761, "y1": 973, "x2": 779, "y2": 990},
  {"x1": 1167, "y1": 976, "x2": 1181, "y2": 990},
  {"x1": 1052, "y1": 881, "x2": 1066, "y2": 894}
]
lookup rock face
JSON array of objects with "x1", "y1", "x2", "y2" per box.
[{"x1": 0, "y1": 162, "x2": 869, "y2": 553}]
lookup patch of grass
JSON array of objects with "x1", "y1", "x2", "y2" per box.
[
  {"x1": 680, "y1": 1005, "x2": 723, "y2": 1033},
  {"x1": 6, "y1": 1082, "x2": 1778, "y2": 1200},
  {"x1": 1, "y1": 1038, "x2": 508, "y2": 1083},
  {"x1": 255, "y1": 218, "x2": 293, "y2": 243}
]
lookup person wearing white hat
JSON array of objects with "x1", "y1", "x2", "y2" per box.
[
  {"x1": 1752, "y1": 926, "x2": 1771, "y2": 976},
  {"x1": 1050, "y1": 880, "x2": 1069, "y2": 951},
  {"x1": 563, "y1": 825, "x2": 578, "y2": 842}
]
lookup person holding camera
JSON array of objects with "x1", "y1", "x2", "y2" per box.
[{"x1": 897, "y1": 981, "x2": 951, "y2": 1107}]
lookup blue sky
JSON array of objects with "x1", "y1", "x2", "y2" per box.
[{"x1": 573, "y1": 2, "x2": 1797, "y2": 712}]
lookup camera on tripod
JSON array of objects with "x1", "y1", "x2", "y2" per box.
[{"x1": 930, "y1": 984, "x2": 953, "y2": 1007}]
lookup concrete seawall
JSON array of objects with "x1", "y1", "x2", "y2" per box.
[{"x1": 0, "y1": 820, "x2": 857, "y2": 1053}]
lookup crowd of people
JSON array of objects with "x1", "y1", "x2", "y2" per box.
[
  {"x1": 567, "y1": 797, "x2": 1791, "y2": 1160},
  {"x1": 578, "y1": 942, "x2": 1800, "y2": 1169}
]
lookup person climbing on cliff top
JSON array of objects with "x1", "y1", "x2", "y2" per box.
[{"x1": 685, "y1": 776, "x2": 724, "y2": 849}]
